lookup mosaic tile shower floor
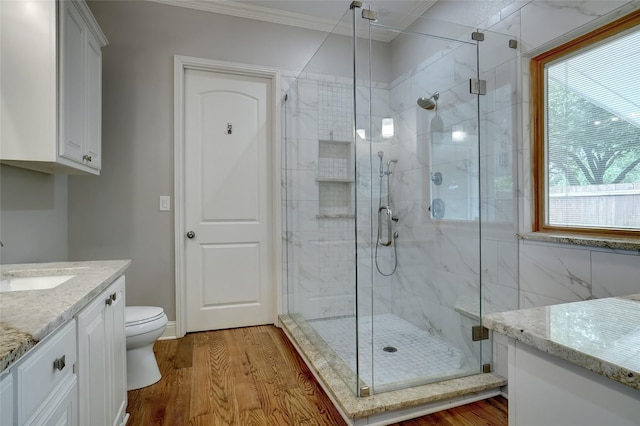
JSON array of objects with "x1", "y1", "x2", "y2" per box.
[{"x1": 309, "y1": 313, "x2": 474, "y2": 391}]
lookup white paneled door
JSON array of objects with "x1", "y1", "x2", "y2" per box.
[{"x1": 184, "y1": 68, "x2": 274, "y2": 332}]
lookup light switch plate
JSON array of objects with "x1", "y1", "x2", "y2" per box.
[{"x1": 159, "y1": 196, "x2": 171, "y2": 211}]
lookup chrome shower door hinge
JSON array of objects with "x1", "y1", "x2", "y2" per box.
[
  {"x1": 471, "y1": 31, "x2": 485, "y2": 41},
  {"x1": 470, "y1": 79, "x2": 487, "y2": 95},
  {"x1": 472, "y1": 325, "x2": 489, "y2": 341},
  {"x1": 362, "y1": 8, "x2": 378, "y2": 21}
]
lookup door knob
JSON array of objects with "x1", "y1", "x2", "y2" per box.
[{"x1": 186, "y1": 231, "x2": 195, "y2": 239}]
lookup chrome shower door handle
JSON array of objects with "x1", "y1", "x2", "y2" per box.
[{"x1": 378, "y1": 206, "x2": 393, "y2": 246}]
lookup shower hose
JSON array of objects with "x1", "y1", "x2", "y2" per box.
[{"x1": 375, "y1": 164, "x2": 398, "y2": 277}]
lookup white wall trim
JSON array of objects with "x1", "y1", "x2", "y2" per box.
[
  {"x1": 159, "y1": 321, "x2": 177, "y2": 340},
  {"x1": 174, "y1": 55, "x2": 282, "y2": 338}
]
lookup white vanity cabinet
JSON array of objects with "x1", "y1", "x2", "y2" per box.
[
  {"x1": 508, "y1": 340, "x2": 640, "y2": 426},
  {"x1": 77, "y1": 276, "x2": 128, "y2": 426},
  {"x1": 0, "y1": 0, "x2": 108, "y2": 175}
]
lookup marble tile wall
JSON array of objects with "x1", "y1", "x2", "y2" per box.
[
  {"x1": 283, "y1": 72, "x2": 367, "y2": 321},
  {"x1": 377, "y1": 26, "x2": 521, "y2": 366}
]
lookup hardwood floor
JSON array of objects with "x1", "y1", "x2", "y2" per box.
[{"x1": 127, "y1": 325, "x2": 507, "y2": 425}]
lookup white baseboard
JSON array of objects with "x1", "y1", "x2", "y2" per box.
[{"x1": 158, "y1": 321, "x2": 177, "y2": 340}]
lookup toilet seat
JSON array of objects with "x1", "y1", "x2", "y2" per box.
[{"x1": 126, "y1": 306, "x2": 164, "y2": 326}]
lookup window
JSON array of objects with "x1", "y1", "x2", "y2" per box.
[{"x1": 531, "y1": 10, "x2": 640, "y2": 237}]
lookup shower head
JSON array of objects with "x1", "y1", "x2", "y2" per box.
[
  {"x1": 377, "y1": 151, "x2": 385, "y2": 159},
  {"x1": 417, "y1": 92, "x2": 439, "y2": 110}
]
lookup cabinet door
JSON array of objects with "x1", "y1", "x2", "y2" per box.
[
  {"x1": 59, "y1": 0, "x2": 86, "y2": 164},
  {"x1": 106, "y1": 276, "x2": 127, "y2": 426},
  {"x1": 77, "y1": 291, "x2": 108, "y2": 425},
  {"x1": 0, "y1": 0, "x2": 57, "y2": 162},
  {"x1": 85, "y1": 30, "x2": 103, "y2": 171},
  {"x1": 77, "y1": 277, "x2": 127, "y2": 426},
  {"x1": 26, "y1": 376, "x2": 78, "y2": 426},
  {"x1": 0, "y1": 372, "x2": 13, "y2": 425}
]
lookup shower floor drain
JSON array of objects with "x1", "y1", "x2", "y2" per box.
[{"x1": 382, "y1": 346, "x2": 398, "y2": 353}]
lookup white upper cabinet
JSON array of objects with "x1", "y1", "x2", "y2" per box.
[{"x1": 0, "y1": 0, "x2": 108, "y2": 175}]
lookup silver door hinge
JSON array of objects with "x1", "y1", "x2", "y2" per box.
[
  {"x1": 470, "y1": 79, "x2": 487, "y2": 95},
  {"x1": 362, "y1": 8, "x2": 378, "y2": 21},
  {"x1": 471, "y1": 32, "x2": 485, "y2": 41},
  {"x1": 472, "y1": 325, "x2": 489, "y2": 341}
]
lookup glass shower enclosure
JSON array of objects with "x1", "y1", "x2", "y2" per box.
[{"x1": 283, "y1": 3, "x2": 517, "y2": 397}]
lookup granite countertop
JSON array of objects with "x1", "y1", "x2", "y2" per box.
[
  {"x1": 483, "y1": 294, "x2": 640, "y2": 390},
  {"x1": 0, "y1": 260, "x2": 131, "y2": 373}
]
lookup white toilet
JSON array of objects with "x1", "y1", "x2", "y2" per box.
[{"x1": 125, "y1": 306, "x2": 168, "y2": 391}]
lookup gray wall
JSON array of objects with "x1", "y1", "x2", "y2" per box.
[
  {"x1": 68, "y1": 1, "x2": 329, "y2": 319},
  {"x1": 0, "y1": 165, "x2": 68, "y2": 264}
]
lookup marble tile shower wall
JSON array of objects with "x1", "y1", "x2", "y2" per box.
[
  {"x1": 283, "y1": 72, "x2": 393, "y2": 320},
  {"x1": 377, "y1": 32, "x2": 520, "y2": 363},
  {"x1": 385, "y1": 50, "x2": 474, "y2": 363}
]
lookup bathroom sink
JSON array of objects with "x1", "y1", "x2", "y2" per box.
[{"x1": 0, "y1": 275, "x2": 75, "y2": 292}]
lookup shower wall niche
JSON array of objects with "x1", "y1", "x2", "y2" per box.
[{"x1": 317, "y1": 139, "x2": 353, "y2": 218}]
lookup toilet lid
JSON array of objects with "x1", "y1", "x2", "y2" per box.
[{"x1": 126, "y1": 306, "x2": 165, "y2": 326}]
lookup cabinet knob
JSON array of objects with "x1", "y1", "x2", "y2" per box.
[
  {"x1": 53, "y1": 355, "x2": 66, "y2": 371},
  {"x1": 82, "y1": 154, "x2": 92, "y2": 162},
  {"x1": 111, "y1": 292, "x2": 117, "y2": 301},
  {"x1": 186, "y1": 231, "x2": 196, "y2": 239},
  {"x1": 105, "y1": 298, "x2": 113, "y2": 306}
]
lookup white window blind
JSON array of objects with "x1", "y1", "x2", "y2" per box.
[{"x1": 544, "y1": 27, "x2": 640, "y2": 230}]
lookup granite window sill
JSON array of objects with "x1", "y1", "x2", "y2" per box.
[{"x1": 517, "y1": 232, "x2": 640, "y2": 252}]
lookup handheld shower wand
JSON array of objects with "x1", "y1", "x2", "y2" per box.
[{"x1": 375, "y1": 151, "x2": 399, "y2": 276}]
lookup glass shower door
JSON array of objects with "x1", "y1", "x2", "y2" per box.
[{"x1": 356, "y1": 13, "x2": 486, "y2": 394}]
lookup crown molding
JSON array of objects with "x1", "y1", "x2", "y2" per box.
[
  {"x1": 148, "y1": 0, "x2": 437, "y2": 42},
  {"x1": 149, "y1": 0, "x2": 343, "y2": 32},
  {"x1": 395, "y1": 1, "x2": 438, "y2": 31}
]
